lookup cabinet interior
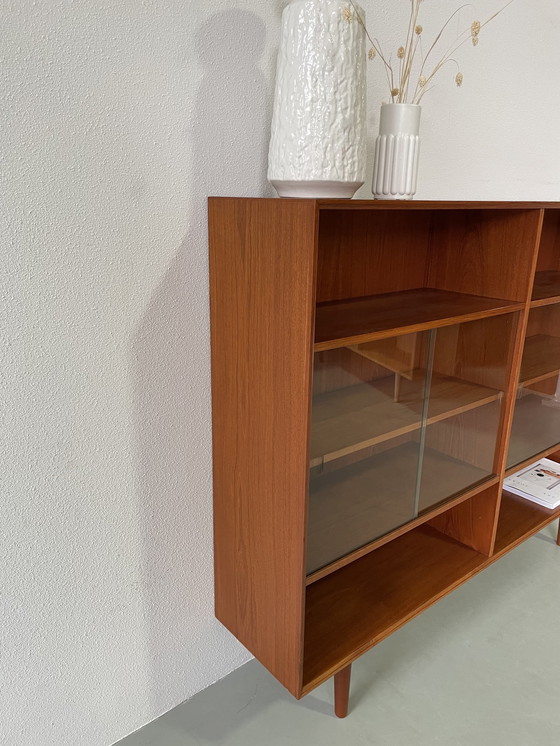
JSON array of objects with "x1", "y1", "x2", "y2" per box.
[
  {"x1": 301, "y1": 205, "x2": 560, "y2": 689},
  {"x1": 533, "y1": 210, "x2": 560, "y2": 303}
]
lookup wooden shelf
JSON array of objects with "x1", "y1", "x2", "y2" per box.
[
  {"x1": 494, "y1": 491, "x2": 560, "y2": 556},
  {"x1": 307, "y1": 442, "x2": 491, "y2": 574},
  {"x1": 310, "y1": 373, "x2": 501, "y2": 467},
  {"x1": 506, "y1": 393, "x2": 560, "y2": 470},
  {"x1": 531, "y1": 270, "x2": 560, "y2": 306},
  {"x1": 314, "y1": 288, "x2": 522, "y2": 352},
  {"x1": 303, "y1": 524, "x2": 487, "y2": 692},
  {"x1": 505, "y1": 444, "x2": 560, "y2": 477},
  {"x1": 519, "y1": 334, "x2": 560, "y2": 386}
]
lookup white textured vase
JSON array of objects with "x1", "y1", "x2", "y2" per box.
[
  {"x1": 372, "y1": 104, "x2": 421, "y2": 200},
  {"x1": 268, "y1": 0, "x2": 366, "y2": 199}
]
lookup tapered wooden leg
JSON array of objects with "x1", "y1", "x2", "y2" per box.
[
  {"x1": 556, "y1": 519, "x2": 560, "y2": 546},
  {"x1": 334, "y1": 664, "x2": 352, "y2": 718}
]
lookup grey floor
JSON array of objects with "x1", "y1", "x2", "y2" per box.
[{"x1": 118, "y1": 522, "x2": 560, "y2": 746}]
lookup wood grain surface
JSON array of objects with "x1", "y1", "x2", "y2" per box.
[
  {"x1": 535, "y1": 210, "x2": 560, "y2": 271},
  {"x1": 427, "y1": 209, "x2": 542, "y2": 303},
  {"x1": 334, "y1": 665, "x2": 352, "y2": 718},
  {"x1": 531, "y1": 271, "x2": 560, "y2": 306},
  {"x1": 209, "y1": 197, "x2": 317, "y2": 696},
  {"x1": 303, "y1": 525, "x2": 488, "y2": 692},
  {"x1": 428, "y1": 483, "x2": 500, "y2": 555},
  {"x1": 519, "y1": 334, "x2": 560, "y2": 386},
  {"x1": 314, "y1": 288, "x2": 522, "y2": 352},
  {"x1": 315, "y1": 209, "x2": 431, "y2": 303}
]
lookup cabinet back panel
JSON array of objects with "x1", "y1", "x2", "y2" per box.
[
  {"x1": 427, "y1": 210, "x2": 542, "y2": 302},
  {"x1": 431, "y1": 314, "x2": 516, "y2": 391},
  {"x1": 316, "y1": 210, "x2": 431, "y2": 302},
  {"x1": 423, "y1": 404, "x2": 501, "y2": 472},
  {"x1": 526, "y1": 304, "x2": 560, "y2": 338},
  {"x1": 312, "y1": 347, "x2": 393, "y2": 396},
  {"x1": 536, "y1": 211, "x2": 560, "y2": 271},
  {"x1": 526, "y1": 378, "x2": 558, "y2": 396}
]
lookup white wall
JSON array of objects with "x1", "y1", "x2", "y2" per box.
[{"x1": 1, "y1": 1, "x2": 559, "y2": 745}]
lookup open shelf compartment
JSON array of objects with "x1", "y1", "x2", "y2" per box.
[
  {"x1": 314, "y1": 207, "x2": 538, "y2": 353},
  {"x1": 302, "y1": 521, "x2": 488, "y2": 693},
  {"x1": 495, "y1": 490, "x2": 560, "y2": 556},
  {"x1": 531, "y1": 271, "x2": 560, "y2": 306},
  {"x1": 531, "y1": 210, "x2": 560, "y2": 305},
  {"x1": 303, "y1": 483, "x2": 560, "y2": 694}
]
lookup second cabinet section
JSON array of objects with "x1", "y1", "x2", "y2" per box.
[{"x1": 508, "y1": 304, "x2": 560, "y2": 469}]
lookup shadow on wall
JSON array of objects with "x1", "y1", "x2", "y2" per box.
[{"x1": 132, "y1": 9, "x2": 275, "y2": 713}]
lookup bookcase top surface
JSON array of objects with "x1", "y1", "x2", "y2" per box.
[{"x1": 209, "y1": 197, "x2": 560, "y2": 210}]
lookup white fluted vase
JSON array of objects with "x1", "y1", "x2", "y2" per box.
[
  {"x1": 372, "y1": 104, "x2": 421, "y2": 200},
  {"x1": 268, "y1": 0, "x2": 366, "y2": 199}
]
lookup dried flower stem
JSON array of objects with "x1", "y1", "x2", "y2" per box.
[
  {"x1": 349, "y1": 1, "x2": 398, "y2": 102},
  {"x1": 414, "y1": 0, "x2": 512, "y2": 103},
  {"x1": 353, "y1": 0, "x2": 513, "y2": 105},
  {"x1": 411, "y1": 4, "x2": 473, "y2": 103}
]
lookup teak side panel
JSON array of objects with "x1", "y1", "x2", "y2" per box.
[{"x1": 209, "y1": 198, "x2": 317, "y2": 696}]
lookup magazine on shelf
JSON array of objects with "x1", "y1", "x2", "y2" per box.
[{"x1": 504, "y1": 458, "x2": 560, "y2": 509}]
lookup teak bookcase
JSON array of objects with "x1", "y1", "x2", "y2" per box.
[{"x1": 208, "y1": 199, "x2": 560, "y2": 718}]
